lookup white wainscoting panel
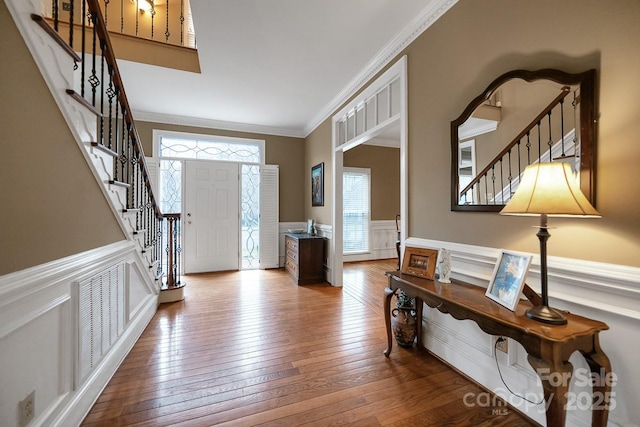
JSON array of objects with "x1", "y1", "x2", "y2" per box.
[
  {"x1": 0, "y1": 241, "x2": 158, "y2": 427},
  {"x1": 405, "y1": 237, "x2": 640, "y2": 427},
  {"x1": 77, "y1": 263, "x2": 126, "y2": 383}
]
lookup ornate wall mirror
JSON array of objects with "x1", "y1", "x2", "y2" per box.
[{"x1": 450, "y1": 69, "x2": 596, "y2": 212}]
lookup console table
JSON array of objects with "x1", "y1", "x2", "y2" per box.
[{"x1": 384, "y1": 271, "x2": 611, "y2": 427}]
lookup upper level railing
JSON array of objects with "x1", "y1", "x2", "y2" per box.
[
  {"x1": 41, "y1": 0, "x2": 195, "y2": 49},
  {"x1": 459, "y1": 87, "x2": 572, "y2": 205},
  {"x1": 32, "y1": 0, "x2": 182, "y2": 289}
]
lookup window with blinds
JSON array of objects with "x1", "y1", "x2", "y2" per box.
[{"x1": 343, "y1": 168, "x2": 371, "y2": 254}]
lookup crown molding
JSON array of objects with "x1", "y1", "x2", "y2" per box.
[
  {"x1": 303, "y1": 0, "x2": 458, "y2": 137},
  {"x1": 132, "y1": 111, "x2": 306, "y2": 139}
]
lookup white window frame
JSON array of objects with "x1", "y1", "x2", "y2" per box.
[{"x1": 343, "y1": 167, "x2": 371, "y2": 256}]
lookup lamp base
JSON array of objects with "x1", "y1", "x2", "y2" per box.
[{"x1": 525, "y1": 305, "x2": 567, "y2": 325}]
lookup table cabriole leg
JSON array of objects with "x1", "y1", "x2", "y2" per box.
[
  {"x1": 415, "y1": 297, "x2": 423, "y2": 348},
  {"x1": 580, "y1": 336, "x2": 612, "y2": 427},
  {"x1": 527, "y1": 354, "x2": 573, "y2": 427},
  {"x1": 383, "y1": 286, "x2": 395, "y2": 357}
]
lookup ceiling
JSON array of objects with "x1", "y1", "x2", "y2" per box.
[{"x1": 119, "y1": 0, "x2": 453, "y2": 138}]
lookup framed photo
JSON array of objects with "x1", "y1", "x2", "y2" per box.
[
  {"x1": 311, "y1": 162, "x2": 324, "y2": 206},
  {"x1": 401, "y1": 247, "x2": 438, "y2": 280},
  {"x1": 485, "y1": 250, "x2": 533, "y2": 311}
]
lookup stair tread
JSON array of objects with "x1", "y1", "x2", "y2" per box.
[
  {"x1": 91, "y1": 142, "x2": 118, "y2": 158},
  {"x1": 31, "y1": 14, "x2": 81, "y2": 62},
  {"x1": 109, "y1": 180, "x2": 130, "y2": 188}
]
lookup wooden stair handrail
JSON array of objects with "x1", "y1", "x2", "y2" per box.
[
  {"x1": 85, "y1": 0, "x2": 163, "y2": 219},
  {"x1": 459, "y1": 86, "x2": 571, "y2": 198}
]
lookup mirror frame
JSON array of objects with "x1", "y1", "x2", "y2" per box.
[{"x1": 450, "y1": 69, "x2": 596, "y2": 212}]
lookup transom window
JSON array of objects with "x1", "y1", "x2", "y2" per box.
[{"x1": 157, "y1": 130, "x2": 263, "y2": 163}]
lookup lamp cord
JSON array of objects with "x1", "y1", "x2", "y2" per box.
[{"x1": 494, "y1": 338, "x2": 544, "y2": 405}]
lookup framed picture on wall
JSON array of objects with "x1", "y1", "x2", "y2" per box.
[
  {"x1": 485, "y1": 249, "x2": 532, "y2": 311},
  {"x1": 311, "y1": 162, "x2": 324, "y2": 206}
]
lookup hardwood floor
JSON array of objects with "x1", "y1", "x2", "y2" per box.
[{"x1": 82, "y1": 260, "x2": 535, "y2": 426}]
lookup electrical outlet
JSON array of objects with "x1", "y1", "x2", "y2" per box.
[
  {"x1": 496, "y1": 336, "x2": 508, "y2": 353},
  {"x1": 19, "y1": 390, "x2": 35, "y2": 427},
  {"x1": 62, "y1": 2, "x2": 71, "y2": 11}
]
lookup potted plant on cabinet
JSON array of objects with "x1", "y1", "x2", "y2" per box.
[{"x1": 391, "y1": 290, "x2": 417, "y2": 347}]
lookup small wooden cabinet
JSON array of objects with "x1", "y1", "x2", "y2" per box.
[{"x1": 285, "y1": 233, "x2": 325, "y2": 285}]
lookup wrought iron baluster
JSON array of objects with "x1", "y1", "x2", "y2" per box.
[
  {"x1": 120, "y1": 0, "x2": 124, "y2": 32},
  {"x1": 180, "y1": 0, "x2": 184, "y2": 45},
  {"x1": 89, "y1": 12, "x2": 99, "y2": 107},
  {"x1": 104, "y1": 0, "x2": 109, "y2": 26},
  {"x1": 547, "y1": 111, "x2": 553, "y2": 162},
  {"x1": 491, "y1": 166, "x2": 496, "y2": 205},
  {"x1": 135, "y1": 151, "x2": 141, "y2": 229},
  {"x1": 99, "y1": 40, "x2": 106, "y2": 144},
  {"x1": 144, "y1": 185, "x2": 149, "y2": 244},
  {"x1": 537, "y1": 122, "x2": 542, "y2": 164},
  {"x1": 484, "y1": 174, "x2": 489, "y2": 205},
  {"x1": 499, "y1": 158, "x2": 504, "y2": 204},
  {"x1": 507, "y1": 149, "x2": 513, "y2": 201},
  {"x1": 118, "y1": 108, "x2": 126, "y2": 184},
  {"x1": 127, "y1": 130, "x2": 134, "y2": 208},
  {"x1": 151, "y1": 213, "x2": 156, "y2": 263},
  {"x1": 165, "y1": 0, "x2": 170, "y2": 42},
  {"x1": 516, "y1": 140, "x2": 522, "y2": 185},
  {"x1": 144, "y1": 187, "x2": 151, "y2": 247},
  {"x1": 69, "y1": 0, "x2": 74, "y2": 47},
  {"x1": 135, "y1": 0, "x2": 139, "y2": 36},
  {"x1": 526, "y1": 132, "x2": 531, "y2": 166},
  {"x1": 53, "y1": 0, "x2": 59, "y2": 31},
  {"x1": 81, "y1": 0, "x2": 86, "y2": 97},
  {"x1": 166, "y1": 217, "x2": 174, "y2": 287},
  {"x1": 158, "y1": 217, "x2": 164, "y2": 278},
  {"x1": 560, "y1": 98, "x2": 565, "y2": 157},
  {"x1": 150, "y1": 2, "x2": 155, "y2": 39},
  {"x1": 175, "y1": 217, "x2": 181, "y2": 286},
  {"x1": 106, "y1": 70, "x2": 116, "y2": 150}
]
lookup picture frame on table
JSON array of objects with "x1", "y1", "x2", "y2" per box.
[
  {"x1": 401, "y1": 247, "x2": 439, "y2": 280},
  {"x1": 485, "y1": 249, "x2": 533, "y2": 311},
  {"x1": 311, "y1": 162, "x2": 324, "y2": 206}
]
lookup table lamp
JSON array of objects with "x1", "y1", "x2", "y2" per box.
[{"x1": 500, "y1": 162, "x2": 601, "y2": 325}]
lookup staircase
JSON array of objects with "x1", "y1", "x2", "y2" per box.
[
  {"x1": 7, "y1": 0, "x2": 183, "y2": 299},
  {"x1": 459, "y1": 86, "x2": 578, "y2": 206}
]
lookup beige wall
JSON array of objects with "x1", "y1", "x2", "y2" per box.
[
  {"x1": 134, "y1": 121, "x2": 306, "y2": 222},
  {"x1": 305, "y1": 0, "x2": 640, "y2": 267},
  {"x1": 0, "y1": 2, "x2": 125, "y2": 276},
  {"x1": 344, "y1": 145, "x2": 400, "y2": 221},
  {"x1": 304, "y1": 120, "x2": 333, "y2": 224}
]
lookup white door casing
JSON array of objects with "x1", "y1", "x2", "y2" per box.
[{"x1": 184, "y1": 160, "x2": 240, "y2": 273}]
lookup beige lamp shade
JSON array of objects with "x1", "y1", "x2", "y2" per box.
[{"x1": 500, "y1": 162, "x2": 600, "y2": 217}]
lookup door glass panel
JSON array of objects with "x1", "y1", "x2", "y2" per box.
[{"x1": 241, "y1": 164, "x2": 260, "y2": 269}]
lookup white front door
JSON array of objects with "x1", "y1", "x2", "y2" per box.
[{"x1": 184, "y1": 160, "x2": 239, "y2": 273}]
